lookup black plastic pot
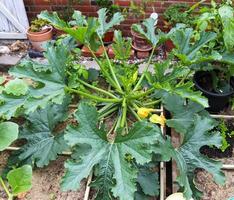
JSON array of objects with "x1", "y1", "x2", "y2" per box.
[{"x1": 194, "y1": 71, "x2": 234, "y2": 112}]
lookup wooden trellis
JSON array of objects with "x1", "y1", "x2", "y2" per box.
[{"x1": 0, "y1": 0, "x2": 29, "y2": 39}]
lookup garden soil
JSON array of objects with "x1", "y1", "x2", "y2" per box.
[
  {"x1": 196, "y1": 169, "x2": 234, "y2": 200},
  {"x1": 0, "y1": 151, "x2": 88, "y2": 200}
]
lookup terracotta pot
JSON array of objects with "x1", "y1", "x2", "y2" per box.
[
  {"x1": 131, "y1": 41, "x2": 153, "y2": 59},
  {"x1": 53, "y1": 27, "x2": 66, "y2": 37},
  {"x1": 165, "y1": 39, "x2": 175, "y2": 52},
  {"x1": 82, "y1": 46, "x2": 106, "y2": 57},
  {"x1": 131, "y1": 29, "x2": 152, "y2": 50},
  {"x1": 27, "y1": 26, "x2": 53, "y2": 52},
  {"x1": 103, "y1": 31, "x2": 114, "y2": 44}
]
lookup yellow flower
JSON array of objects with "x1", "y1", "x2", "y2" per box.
[
  {"x1": 149, "y1": 113, "x2": 166, "y2": 127},
  {"x1": 137, "y1": 107, "x2": 154, "y2": 119}
]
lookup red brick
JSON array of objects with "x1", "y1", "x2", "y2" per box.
[{"x1": 24, "y1": 0, "x2": 213, "y2": 32}]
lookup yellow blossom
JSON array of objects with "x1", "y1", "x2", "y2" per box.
[
  {"x1": 149, "y1": 113, "x2": 166, "y2": 127},
  {"x1": 137, "y1": 107, "x2": 154, "y2": 119}
]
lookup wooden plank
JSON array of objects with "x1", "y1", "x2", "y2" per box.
[
  {"x1": 0, "y1": 1, "x2": 26, "y2": 33},
  {"x1": 0, "y1": 1, "x2": 10, "y2": 32},
  {"x1": 4, "y1": 0, "x2": 17, "y2": 32},
  {"x1": 13, "y1": 0, "x2": 29, "y2": 28},
  {"x1": 0, "y1": 32, "x2": 27, "y2": 39},
  {"x1": 160, "y1": 105, "x2": 166, "y2": 200}
]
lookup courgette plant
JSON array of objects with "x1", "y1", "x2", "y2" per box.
[{"x1": 0, "y1": 8, "x2": 226, "y2": 200}]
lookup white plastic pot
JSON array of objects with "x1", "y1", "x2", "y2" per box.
[{"x1": 166, "y1": 192, "x2": 193, "y2": 200}]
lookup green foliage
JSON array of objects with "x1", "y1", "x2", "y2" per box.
[
  {"x1": 136, "y1": 161, "x2": 159, "y2": 198},
  {"x1": 61, "y1": 102, "x2": 162, "y2": 200},
  {"x1": 112, "y1": 30, "x2": 132, "y2": 60},
  {"x1": 0, "y1": 9, "x2": 227, "y2": 200},
  {"x1": 97, "y1": 8, "x2": 124, "y2": 38},
  {"x1": 194, "y1": 0, "x2": 234, "y2": 53},
  {"x1": 146, "y1": 60, "x2": 208, "y2": 107},
  {"x1": 163, "y1": 3, "x2": 193, "y2": 26},
  {"x1": 0, "y1": 122, "x2": 18, "y2": 151},
  {"x1": 4, "y1": 79, "x2": 28, "y2": 96},
  {"x1": 132, "y1": 18, "x2": 159, "y2": 46},
  {"x1": 126, "y1": 0, "x2": 155, "y2": 19},
  {"x1": 170, "y1": 27, "x2": 220, "y2": 65},
  {"x1": 216, "y1": 120, "x2": 234, "y2": 152},
  {"x1": 218, "y1": 5, "x2": 234, "y2": 52},
  {"x1": 0, "y1": 122, "x2": 32, "y2": 200},
  {"x1": 0, "y1": 42, "x2": 70, "y2": 119},
  {"x1": 96, "y1": 0, "x2": 121, "y2": 18},
  {"x1": 162, "y1": 93, "x2": 207, "y2": 134},
  {"x1": 7, "y1": 165, "x2": 32, "y2": 196},
  {"x1": 7, "y1": 102, "x2": 69, "y2": 168},
  {"x1": 156, "y1": 115, "x2": 225, "y2": 200},
  {"x1": 30, "y1": 18, "x2": 50, "y2": 32}
]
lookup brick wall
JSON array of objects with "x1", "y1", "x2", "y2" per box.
[{"x1": 23, "y1": 0, "x2": 210, "y2": 35}]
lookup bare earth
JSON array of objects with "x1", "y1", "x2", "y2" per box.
[
  {"x1": 196, "y1": 169, "x2": 234, "y2": 200},
  {"x1": 0, "y1": 152, "x2": 87, "y2": 200}
]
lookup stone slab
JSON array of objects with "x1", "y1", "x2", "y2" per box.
[{"x1": 0, "y1": 54, "x2": 22, "y2": 66}]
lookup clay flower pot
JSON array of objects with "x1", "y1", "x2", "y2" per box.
[
  {"x1": 131, "y1": 29, "x2": 152, "y2": 50},
  {"x1": 103, "y1": 30, "x2": 114, "y2": 44},
  {"x1": 82, "y1": 46, "x2": 106, "y2": 58},
  {"x1": 27, "y1": 26, "x2": 53, "y2": 52}
]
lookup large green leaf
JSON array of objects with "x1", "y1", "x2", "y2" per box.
[
  {"x1": 155, "y1": 116, "x2": 225, "y2": 200},
  {"x1": 69, "y1": 10, "x2": 87, "y2": 26},
  {"x1": 0, "y1": 43, "x2": 70, "y2": 119},
  {"x1": 97, "y1": 8, "x2": 124, "y2": 38},
  {"x1": 170, "y1": 28, "x2": 220, "y2": 65},
  {"x1": 222, "y1": 52, "x2": 234, "y2": 65},
  {"x1": 178, "y1": 115, "x2": 225, "y2": 199},
  {"x1": 218, "y1": 5, "x2": 234, "y2": 52},
  {"x1": 4, "y1": 79, "x2": 28, "y2": 96},
  {"x1": 155, "y1": 82, "x2": 208, "y2": 108},
  {"x1": 61, "y1": 102, "x2": 162, "y2": 200},
  {"x1": 162, "y1": 93, "x2": 207, "y2": 134},
  {"x1": 7, "y1": 165, "x2": 32, "y2": 195},
  {"x1": 39, "y1": 11, "x2": 100, "y2": 50},
  {"x1": 7, "y1": 102, "x2": 69, "y2": 168},
  {"x1": 136, "y1": 161, "x2": 159, "y2": 197},
  {"x1": 0, "y1": 122, "x2": 18, "y2": 151},
  {"x1": 132, "y1": 18, "x2": 159, "y2": 46}
]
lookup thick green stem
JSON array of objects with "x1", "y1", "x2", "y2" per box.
[
  {"x1": 98, "y1": 103, "x2": 114, "y2": 114},
  {"x1": 114, "y1": 113, "x2": 122, "y2": 132},
  {"x1": 143, "y1": 99, "x2": 161, "y2": 106},
  {"x1": 98, "y1": 106, "x2": 118, "y2": 120},
  {"x1": 133, "y1": 45, "x2": 156, "y2": 91},
  {"x1": 76, "y1": 78, "x2": 118, "y2": 99},
  {"x1": 177, "y1": 70, "x2": 191, "y2": 86},
  {"x1": 86, "y1": 46, "x2": 121, "y2": 92},
  {"x1": 132, "y1": 102, "x2": 139, "y2": 110},
  {"x1": 65, "y1": 87, "x2": 122, "y2": 103},
  {"x1": 130, "y1": 87, "x2": 155, "y2": 99},
  {"x1": 120, "y1": 98, "x2": 127, "y2": 128},
  {"x1": 99, "y1": 38, "x2": 123, "y2": 92},
  {"x1": 128, "y1": 106, "x2": 141, "y2": 121},
  {"x1": 0, "y1": 177, "x2": 12, "y2": 200}
]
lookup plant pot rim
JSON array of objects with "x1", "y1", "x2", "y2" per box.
[
  {"x1": 193, "y1": 71, "x2": 234, "y2": 97},
  {"x1": 131, "y1": 28, "x2": 146, "y2": 39},
  {"x1": 27, "y1": 26, "x2": 53, "y2": 36},
  {"x1": 131, "y1": 43, "x2": 152, "y2": 52}
]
